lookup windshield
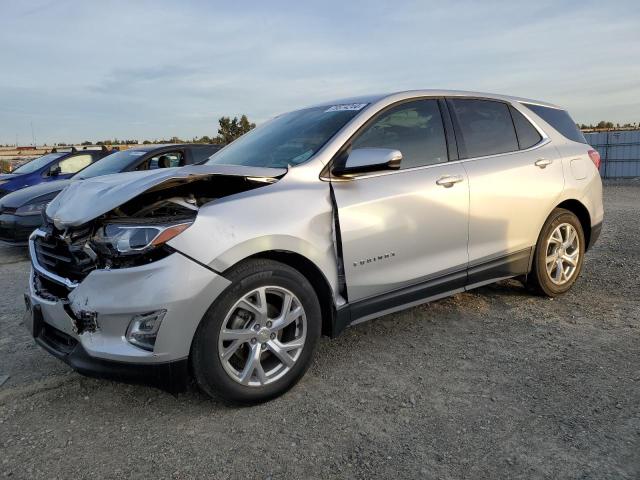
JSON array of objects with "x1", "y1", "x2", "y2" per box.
[
  {"x1": 74, "y1": 149, "x2": 146, "y2": 179},
  {"x1": 206, "y1": 105, "x2": 366, "y2": 168},
  {"x1": 12, "y1": 153, "x2": 64, "y2": 174}
]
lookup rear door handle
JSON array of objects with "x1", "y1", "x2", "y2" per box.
[
  {"x1": 436, "y1": 175, "x2": 464, "y2": 188},
  {"x1": 534, "y1": 158, "x2": 553, "y2": 169}
]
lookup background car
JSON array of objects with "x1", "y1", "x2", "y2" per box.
[
  {"x1": 0, "y1": 146, "x2": 111, "y2": 198},
  {"x1": 0, "y1": 143, "x2": 221, "y2": 244}
]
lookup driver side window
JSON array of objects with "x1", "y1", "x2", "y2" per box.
[
  {"x1": 147, "y1": 151, "x2": 184, "y2": 170},
  {"x1": 56, "y1": 154, "x2": 94, "y2": 174},
  {"x1": 352, "y1": 99, "x2": 448, "y2": 169}
]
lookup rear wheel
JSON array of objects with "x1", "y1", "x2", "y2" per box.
[
  {"x1": 191, "y1": 259, "x2": 321, "y2": 404},
  {"x1": 527, "y1": 208, "x2": 585, "y2": 297}
]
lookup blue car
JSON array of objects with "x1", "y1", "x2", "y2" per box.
[{"x1": 0, "y1": 147, "x2": 111, "y2": 199}]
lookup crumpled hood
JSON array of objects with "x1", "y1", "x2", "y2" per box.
[{"x1": 46, "y1": 164, "x2": 287, "y2": 229}]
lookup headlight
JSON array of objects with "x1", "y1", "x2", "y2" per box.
[
  {"x1": 15, "y1": 201, "x2": 49, "y2": 216},
  {"x1": 92, "y1": 221, "x2": 192, "y2": 256}
]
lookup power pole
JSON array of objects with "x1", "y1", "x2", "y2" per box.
[{"x1": 31, "y1": 121, "x2": 36, "y2": 147}]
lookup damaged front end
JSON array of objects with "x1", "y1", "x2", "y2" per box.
[{"x1": 30, "y1": 165, "x2": 286, "y2": 334}]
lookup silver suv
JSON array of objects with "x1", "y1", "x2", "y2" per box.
[{"x1": 25, "y1": 90, "x2": 603, "y2": 403}]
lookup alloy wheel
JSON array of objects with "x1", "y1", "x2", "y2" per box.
[
  {"x1": 218, "y1": 286, "x2": 307, "y2": 387},
  {"x1": 545, "y1": 223, "x2": 580, "y2": 285}
]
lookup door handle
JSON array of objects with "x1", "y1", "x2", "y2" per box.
[
  {"x1": 436, "y1": 175, "x2": 464, "y2": 188},
  {"x1": 534, "y1": 158, "x2": 553, "y2": 169}
]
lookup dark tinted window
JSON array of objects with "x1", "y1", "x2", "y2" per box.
[
  {"x1": 192, "y1": 145, "x2": 222, "y2": 164},
  {"x1": 523, "y1": 103, "x2": 587, "y2": 144},
  {"x1": 510, "y1": 106, "x2": 542, "y2": 149},
  {"x1": 449, "y1": 99, "x2": 518, "y2": 158},
  {"x1": 352, "y1": 99, "x2": 448, "y2": 169}
]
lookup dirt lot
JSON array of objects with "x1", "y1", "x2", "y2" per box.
[{"x1": 0, "y1": 181, "x2": 638, "y2": 479}]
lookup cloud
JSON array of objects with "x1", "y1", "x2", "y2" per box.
[{"x1": 0, "y1": 0, "x2": 638, "y2": 143}]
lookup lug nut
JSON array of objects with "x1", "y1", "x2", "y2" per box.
[
  {"x1": 254, "y1": 324, "x2": 261, "y2": 331},
  {"x1": 266, "y1": 321, "x2": 272, "y2": 328},
  {"x1": 250, "y1": 338, "x2": 257, "y2": 344},
  {"x1": 261, "y1": 344, "x2": 267, "y2": 350},
  {"x1": 270, "y1": 333, "x2": 276, "y2": 340}
]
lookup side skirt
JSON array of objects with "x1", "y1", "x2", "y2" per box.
[{"x1": 333, "y1": 247, "x2": 532, "y2": 336}]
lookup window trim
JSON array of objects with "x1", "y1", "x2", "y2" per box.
[
  {"x1": 322, "y1": 96, "x2": 453, "y2": 180},
  {"x1": 322, "y1": 96, "x2": 550, "y2": 182}
]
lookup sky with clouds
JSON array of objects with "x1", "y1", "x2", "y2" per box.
[{"x1": 1, "y1": 0, "x2": 639, "y2": 145}]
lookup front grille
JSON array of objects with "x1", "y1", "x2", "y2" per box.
[{"x1": 33, "y1": 224, "x2": 97, "y2": 282}]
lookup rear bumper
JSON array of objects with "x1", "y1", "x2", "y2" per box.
[{"x1": 0, "y1": 212, "x2": 40, "y2": 244}]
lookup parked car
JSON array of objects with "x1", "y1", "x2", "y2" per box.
[
  {"x1": 24, "y1": 91, "x2": 603, "y2": 403},
  {"x1": 0, "y1": 146, "x2": 111, "y2": 198},
  {"x1": 0, "y1": 143, "x2": 221, "y2": 244}
]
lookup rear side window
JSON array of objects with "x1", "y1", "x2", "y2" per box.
[
  {"x1": 522, "y1": 103, "x2": 587, "y2": 144},
  {"x1": 448, "y1": 99, "x2": 518, "y2": 158},
  {"x1": 352, "y1": 99, "x2": 448, "y2": 169},
  {"x1": 509, "y1": 106, "x2": 542, "y2": 149}
]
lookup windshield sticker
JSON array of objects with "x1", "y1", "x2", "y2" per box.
[{"x1": 324, "y1": 103, "x2": 368, "y2": 112}]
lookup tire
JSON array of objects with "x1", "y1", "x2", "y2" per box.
[
  {"x1": 191, "y1": 258, "x2": 322, "y2": 404},
  {"x1": 527, "y1": 208, "x2": 585, "y2": 297}
]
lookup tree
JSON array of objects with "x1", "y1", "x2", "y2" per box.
[{"x1": 216, "y1": 114, "x2": 256, "y2": 144}]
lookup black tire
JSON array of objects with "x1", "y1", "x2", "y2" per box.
[
  {"x1": 527, "y1": 208, "x2": 585, "y2": 297},
  {"x1": 191, "y1": 258, "x2": 322, "y2": 404}
]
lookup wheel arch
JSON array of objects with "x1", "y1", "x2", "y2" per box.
[
  {"x1": 554, "y1": 199, "x2": 592, "y2": 249},
  {"x1": 226, "y1": 250, "x2": 337, "y2": 338}
]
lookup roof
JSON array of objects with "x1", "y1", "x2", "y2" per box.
[{"x1": 310, "y1": 90, "x2": 563, "y2": 110}]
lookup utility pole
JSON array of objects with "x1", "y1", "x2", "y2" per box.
[{"x1": 31, "y1": 121, "x2": 36, "y2": 147}]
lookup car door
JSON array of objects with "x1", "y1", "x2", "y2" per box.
[
  {"x1": 446, "y1": 98, "x2": 564, "y2": 285},
  {"x1": 331, "y1": 98, "x2": 469, "y2": 303}
]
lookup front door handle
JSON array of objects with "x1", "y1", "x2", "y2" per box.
[
  {"x1": 436, "y1": 175, "x2": 464, "y2": 188},
  {"x1": 534, "y1": 158, "x2": 553, "y2": 169}
]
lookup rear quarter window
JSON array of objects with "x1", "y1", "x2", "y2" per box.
[
  {"x1": 522, "y1": 103, "x2": 587, "y2": 144},
  {"x1": 509, "y1": 106, "x2": 542, "y2": 149}
]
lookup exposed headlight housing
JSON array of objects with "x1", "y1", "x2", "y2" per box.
[{"x1": 92, "y1": 221, "x2": 192, "y2": 256}]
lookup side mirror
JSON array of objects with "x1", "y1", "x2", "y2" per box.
[
  {"x1": 332, "y1": 148, "x2": 402, "y2": 176},
  {"x1": 48, "y1": 165, "x2": 61, "y2": 177}
]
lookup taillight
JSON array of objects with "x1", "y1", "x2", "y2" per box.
[{"x1": 588, "y1": 149, "x2": 601, "y2": 170}]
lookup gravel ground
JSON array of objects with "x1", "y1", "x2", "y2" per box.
[{"x1": 1, "y1": 181, "x2": 638, "y2": 479}]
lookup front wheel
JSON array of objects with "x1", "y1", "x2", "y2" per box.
[
  {"x1": 191, "y1": 259, "x2": 321, "y2": 404},
  {"x1": 527, "y1": 208, "x2": 585, "y2": 297}
]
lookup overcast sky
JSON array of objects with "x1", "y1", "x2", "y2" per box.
[{"x1": 1, "y1": 0, "x2": 639, "y2": 145}]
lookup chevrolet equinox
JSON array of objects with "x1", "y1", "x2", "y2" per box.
[{"x1": 25, "y1": 90, "x2": 603, "y2": 403}]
